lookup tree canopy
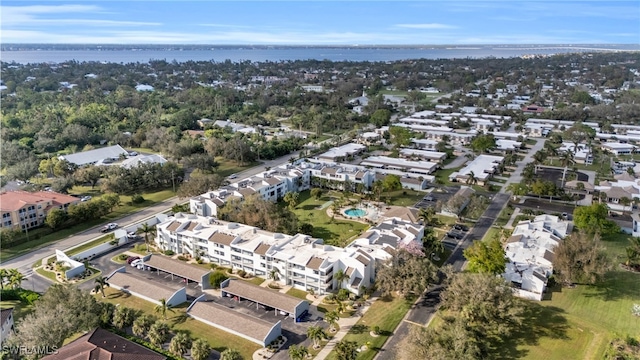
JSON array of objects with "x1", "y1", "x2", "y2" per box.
[
  {"x1": 553, "y1": 231, "x2": 611, "y2": 285},
  {"x1": 375, "y1": 248, "x2": 437, "y2": 298},
  {"x1": 573, "y1": 203, "x2": 619, "y2": 235},
  {"x1": 463, "y1": 238, "x2": 508, "y2": 275}
]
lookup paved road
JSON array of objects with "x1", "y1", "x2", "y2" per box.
[
  {"x1": 500, "y1": 138, "x2": 546, "y2": 192},
  {"x1": 1, "y1": 149, "x2": 307, "y2": 285},
  {"x1": 376, "y1": 193, "x2": 510, "y2": 360}
]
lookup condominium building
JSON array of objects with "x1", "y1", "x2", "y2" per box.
[
  {"x1": 0, "y1": 191, "x2": 80, "y2": 230},
  {"x1": 155, "y1": 213, "x2": 424, "y2": 295}
]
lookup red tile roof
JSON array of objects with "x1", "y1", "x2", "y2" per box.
[{"x1": 0, "y1": 191, "x2": 78, "y2": 212}]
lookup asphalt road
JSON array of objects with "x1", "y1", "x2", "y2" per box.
[
  {"x1": 376, "y1": 192, "x2": 510, "y2": 360},
  {"x1": 1, "y1": 149, "x2": 306, "y2": 287}
]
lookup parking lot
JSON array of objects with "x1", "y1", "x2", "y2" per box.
[{"x1": 414, "y1": 186, "x2": 458, "y2": 209}]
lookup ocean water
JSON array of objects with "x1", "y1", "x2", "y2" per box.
[{"x1": 2, "y1": 45, "x2": 637, "y2": 64}]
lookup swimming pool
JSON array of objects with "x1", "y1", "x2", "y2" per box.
[{"x1": 344, "y1": 208, "x2": 367, "y2": 217}]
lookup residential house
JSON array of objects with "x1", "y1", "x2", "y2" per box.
[
  {"x1": 58, "y1": 145, "x2": 128, "y2": 166},
  {"x1": 441, "y1": 186, "x2": 475, "y2": 218},
  {"x1": 1, "y1": 308, "x2": 14, "y2": 345},
  {"x1": 449, "y1": 154, "x2": 504, "y2": 185},
  {"x1": 600, "y1": 142, "x2": 637, "y2": 155}
]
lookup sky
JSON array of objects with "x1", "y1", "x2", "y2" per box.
[{"x1": 1, "y1": 1, "x2": 639, "y2": 45}]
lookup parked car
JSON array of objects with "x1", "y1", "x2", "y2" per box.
[
  {"x1": 128, "y1": 151, "x2": 138, "y2": 156},
  {"x1": 228, "y1": 173, "x2": 238, "y2": 179},
  {"x1": 130, "y1": 259, "x2": 142, "y2": 267},
  {"x1": 101, "y1": 223, "x2": 118, "y2": 233},
  {"x1": 453, "y1": 224, "x2": 469, "y2": 232},
  {"x1": 446, "y1": 231, "x2": 464, "y2": 240},
  {"x1": 126, "y1": 256, "x2": 140, "y2": 265},
  {"x1": 80, "y1": 195, "x2": 92, "y2": 202},
  {"x1": 423, "y1": 195, "x2": 435, "y2": 201}
]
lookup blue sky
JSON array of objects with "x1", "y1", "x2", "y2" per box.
[{"x1": 1, "y1": 1, "x2": 638, "y2": 44}]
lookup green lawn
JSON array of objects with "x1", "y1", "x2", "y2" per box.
[
  {"x1": 326, "y1": 295, "x2": 414, "y2": 360},
  {"x1": 435, "y1": 167, "x2": 462, "y2": 186},
  {"x1": 97, "y1": 288, "x2": 260, "y2": 359},
  {"x1": 383, "y1": 190, "x2": 425, "y2": 207},
  {"x1": 511, "y1": 233, "x2": 640, "y2": 360},
  {"x1": 1, "y1": 188, "x2": 176, "y2": 263},
  {"x1": 495, "y1": 206, "x2": 515, "y2": 227},
  {"x1": 243, "y1": 277, "x2": 266, "y2": 286},
  {"x1": 286, "y1": 287, "x2": 309, "y2": 300},
  {"x1": 215, "y1": 157, "x2": 260, "y2": 177},
  {"x1": 289, "y1": 191, "x2": 369, "y2": 247},
  {"x1": 35, "y1": 267, "x2": 58, "y2": 282},
  {"x1": 481, "y1": 227, "x2": 500, "y2": 242}
]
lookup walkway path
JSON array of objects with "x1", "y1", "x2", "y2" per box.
[
  {"x1": 314, "y1": 295, "x2": 379, "y2": 360},
  {"x1": 504, "y1": 207, "x2": 521, "y2": 229},
  {"x1": 443, "y1": 154, "x2": 468, "y2": 169},
  {"x1": 500, "y1": 138, "x2": 547, "y2": 193}
]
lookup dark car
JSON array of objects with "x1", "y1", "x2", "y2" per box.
[
  {"x1": 446, "y1": 231, "x2": 464, "y2": 240},
  {"x1": 126, "y1": 256, "x2": 140, "y2": 265},
  {"x1": 453, "y1": 224, "x2": 469, "y2": 232},
  {"x1": 423, "y1": 195, "x2": 435, "y2": 201}
]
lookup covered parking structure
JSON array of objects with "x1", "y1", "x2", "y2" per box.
[
  {"x1": 107, "y1": 267, "x2": 187, "y2": 307},
  {"x1": 220, "y1": 279, "x2": 310, "y2": 321},
  {"x1": 142, "y1": 255, "x2": 211, "y2": 289},
  {"x1": 187, "y1": 295, "x2": 282, "y2": 347}
]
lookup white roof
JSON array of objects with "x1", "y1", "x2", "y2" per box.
[
  {"x1": 318, "y1": 143, "x2": 366, "y2": 160},
  {"x1": 601, "y1": 142, "x2": 636, "y2": 150},
  {"x1": 495, "y1": 139, "x2": 522, "y2": 150},
  {"x1": 360, "y1": 156, "x2": 438, "y2": 173},
  {"x1": 399, "y1": 149, "x2": 447, "y2": 160},
  {"x1": 121, "y1": 154, "x2": 168, "y2": 168},
  {"x1": 455, "y1": 154, "x2": 504, "y2": 181},
  {"x1": 59, "y1": 145, "x2": 128, "y2": 166}
]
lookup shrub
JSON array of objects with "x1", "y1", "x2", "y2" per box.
[
  {"x1": 373, "y1": 325, "x2": 380, "y2": 335},
  {"x1": 210, "y1": 263, "x2": 218, "y2": 270},
  {"x1": 209, "y1": 271, "x2": 228, "y2": 289},
  {"x1": 109, "y1": 240, "x2": 119, "y2": 245},
  {"x1": 118, "y1": 254, "x2": 129, "y2": 261},
  {"x1": 164, "y1": 250, "x2": 175, "y2": 256},
  {"x1": 337, "y1": 288, "x2": 350, "y2": 301},
  {"x1": 196, "y1": 258, "x2": 204, "y2": 264},
  {"x1": 226, "y1": 267, "x2": 233, "y2": 274},
  {"x1": 131, "y1": 194, "x2": 145, "y2": 204},
  {"x1": 177, "y1": 255, "x2": 188, "y2": 261},
  {"x1": 237, "y1": 270, "x2": 246, "y2": 278},
  {"x1": 0, "y1": 289, "x2": 40, "y2": 305}
]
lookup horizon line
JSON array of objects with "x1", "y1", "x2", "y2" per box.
[{"x1": 3, "y1": 43, "x2": 639, "y2": 46}]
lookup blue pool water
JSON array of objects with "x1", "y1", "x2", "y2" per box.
[{"x1": 345, "y1": 208, "x2": 367, "y2": 217}]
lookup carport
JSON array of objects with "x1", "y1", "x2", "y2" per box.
[
  {"x1": 107, "y1": 267, "x2": 187, "y2": 306},
  {"x1": 220, "y1": 279, "x2": 310, "y2": 321},
  {"x1": 142, "y1": 255, "x2": 212, "y2": 289}
]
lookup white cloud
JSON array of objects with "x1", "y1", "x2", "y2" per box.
[
  {"x1": 1, "y1": 4, "x2": 159, "y2": 27},
  {"x1": 395, "y1": 23, "x2": 457, "y2": 29}
]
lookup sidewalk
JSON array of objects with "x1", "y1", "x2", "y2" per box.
[
  {"x1": 504, "y1": 207, "x2": 521, "y2": 229},
  {"x1": 314, "y1": 295, "x2": 379, "y2": 360}
]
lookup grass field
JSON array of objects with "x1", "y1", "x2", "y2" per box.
[
  {"x1": 215, "y1": 157, "x2": 260, "y2": 177},
  {"x1": 97, "y1": 288, "x2": 260, "y2": 359},
  {"x1": 435, "y1": 167, "x2": 462, "y2": 186},
  {"x1": 383, "y1": 190, "x2": 425, "y2": 207},
  {"x1": 510, "y1": 233, "x2": 640, "y2": 360},
  {"x1": 0, "y1": 300, "x2": 34, "y2": 323},
  {"x1": 286, "y1": 287, "x2": 309, "y2": 300},
  {"x1": 288, "y1": 191, "x2": 369, "y2": 247},
  {"x1": 1, "y1": 188, "x2": 176, "y2": 263},
  {"x1": 243, "y1": 277, "x2": 266, "y2": 286},
  {"x1": 326, "y1": 295, "x2": 414, "y2": 360}
]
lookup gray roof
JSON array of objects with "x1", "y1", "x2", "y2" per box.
[
  {"x1": 108, "y1": 272, "x2": 179, "y2": 301},
  {"x1": 188, "y1": 300, "x2": 278, "y2": 345},
  {"x1": 60, "y1": 145, "x2": 128, "y2": 166},
  {"x1": 143, "y1": 255, "x2": 210, "y2": 282},
  {"x1": 222, "y1": 279, "x2": 306, "y2": 314}
]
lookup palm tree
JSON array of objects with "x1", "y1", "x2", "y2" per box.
[
  {"x1": 0, "y1": 269, "x2": 8, "y2": 290},
  {"x1": 325, "y1": 310, "x2": 340, "y2": 332},
  {"x1": 620, "y1": 197, "x2": 632, "y2": 215},
  {"x1": 334, "y1": 269, "x2": 348, "y2": 290},
  {"x1": 307, "y1": 326, "x2": 328, "y2": 349},
  {"x1": 335, "y1": 299, "x2": 347, "y2": 314},
  {"x1": 465, "y1": 171, "x2": 478, "y2": 186},
  {"x1": 288, "y1": 344, "x2": 309, "y2": 360},
  {"x1": 148, "y1": 321, "x2": 170, "y2": 347},
  {"x1": 8, "y1": 269, "x2": 26, "y2": 290},
  {"x1": 154, "y1": 298, "x2": 175, "y2": 320},
  {"x1": 268, "y1": 268, "x2": 280, "y2": 283},
  {"x1": 137, "y1": 223, "x2": 157, "y2": 253},
  {"x1": 191, "y1": 338, "x2": 211, "y2": 360},
  {"x1": 169, "y1": 332, "x2": 192, "y2": 358},
  {"x1": 132, "y1": 314, "x2": 156, "y2": 338},
  {"x1": 94, "y1": 276, "x2": 110, "y2": 297},
  {"x1": 220, "y1": 348, "x2": 243, "y2": 360},
  {"x1": 418, "y1": 207, "x2": 436, "y2": 226}
]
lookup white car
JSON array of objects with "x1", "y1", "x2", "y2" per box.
[
  {"x1": 101, "y1": 223, "x2": 118, "y2": 233},
  {"x1": 228, "y1": 174, "x2": 238, "y2": 179},
  {"x1": 131, "y1": 259, "x2": 142, "y2": 267},
  {"x1": 80, "y1": 195, "x2": 92, "y2": 202}
]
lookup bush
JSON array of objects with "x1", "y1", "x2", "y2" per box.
[
  {"x1": 109, "y1": 240, "x2": 119, "y2": 245},
  {"x1": 237, "y1": 270, "x2": 247, "y2": 278},
  {"x1": 131, "y1": 194, "x2": 145, "y2": 204},
  {"x1": 164, "y1": 250, "x2": 175, "y2": 256},
  {"x1": 118, "y1": 254, "x2": 129, "y2": 261},
  {"x1": 177, "y1": 255, "x2": 188, "y2": 261},
  {"x1": 210, "y1": 263, "x2": 218, "y2": 270},
  {"x1": 337, "y1": 288, "x2": 350, "y2": 301},
  {"x1": 209, "y1": 271, "x2": 228, "y2": 289},
  {"x1": 196, "y1": 258, "x2": 204, "y2": 264},
  {"x1": 373, "y1": 325, "x2": 380, "y2": 335},
  {"x1": 0, "y1": 289, "x2": 40, "y2": 305},
  {"x1": 226, "y1": 267, "x2": 233, "y2": 274}
]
